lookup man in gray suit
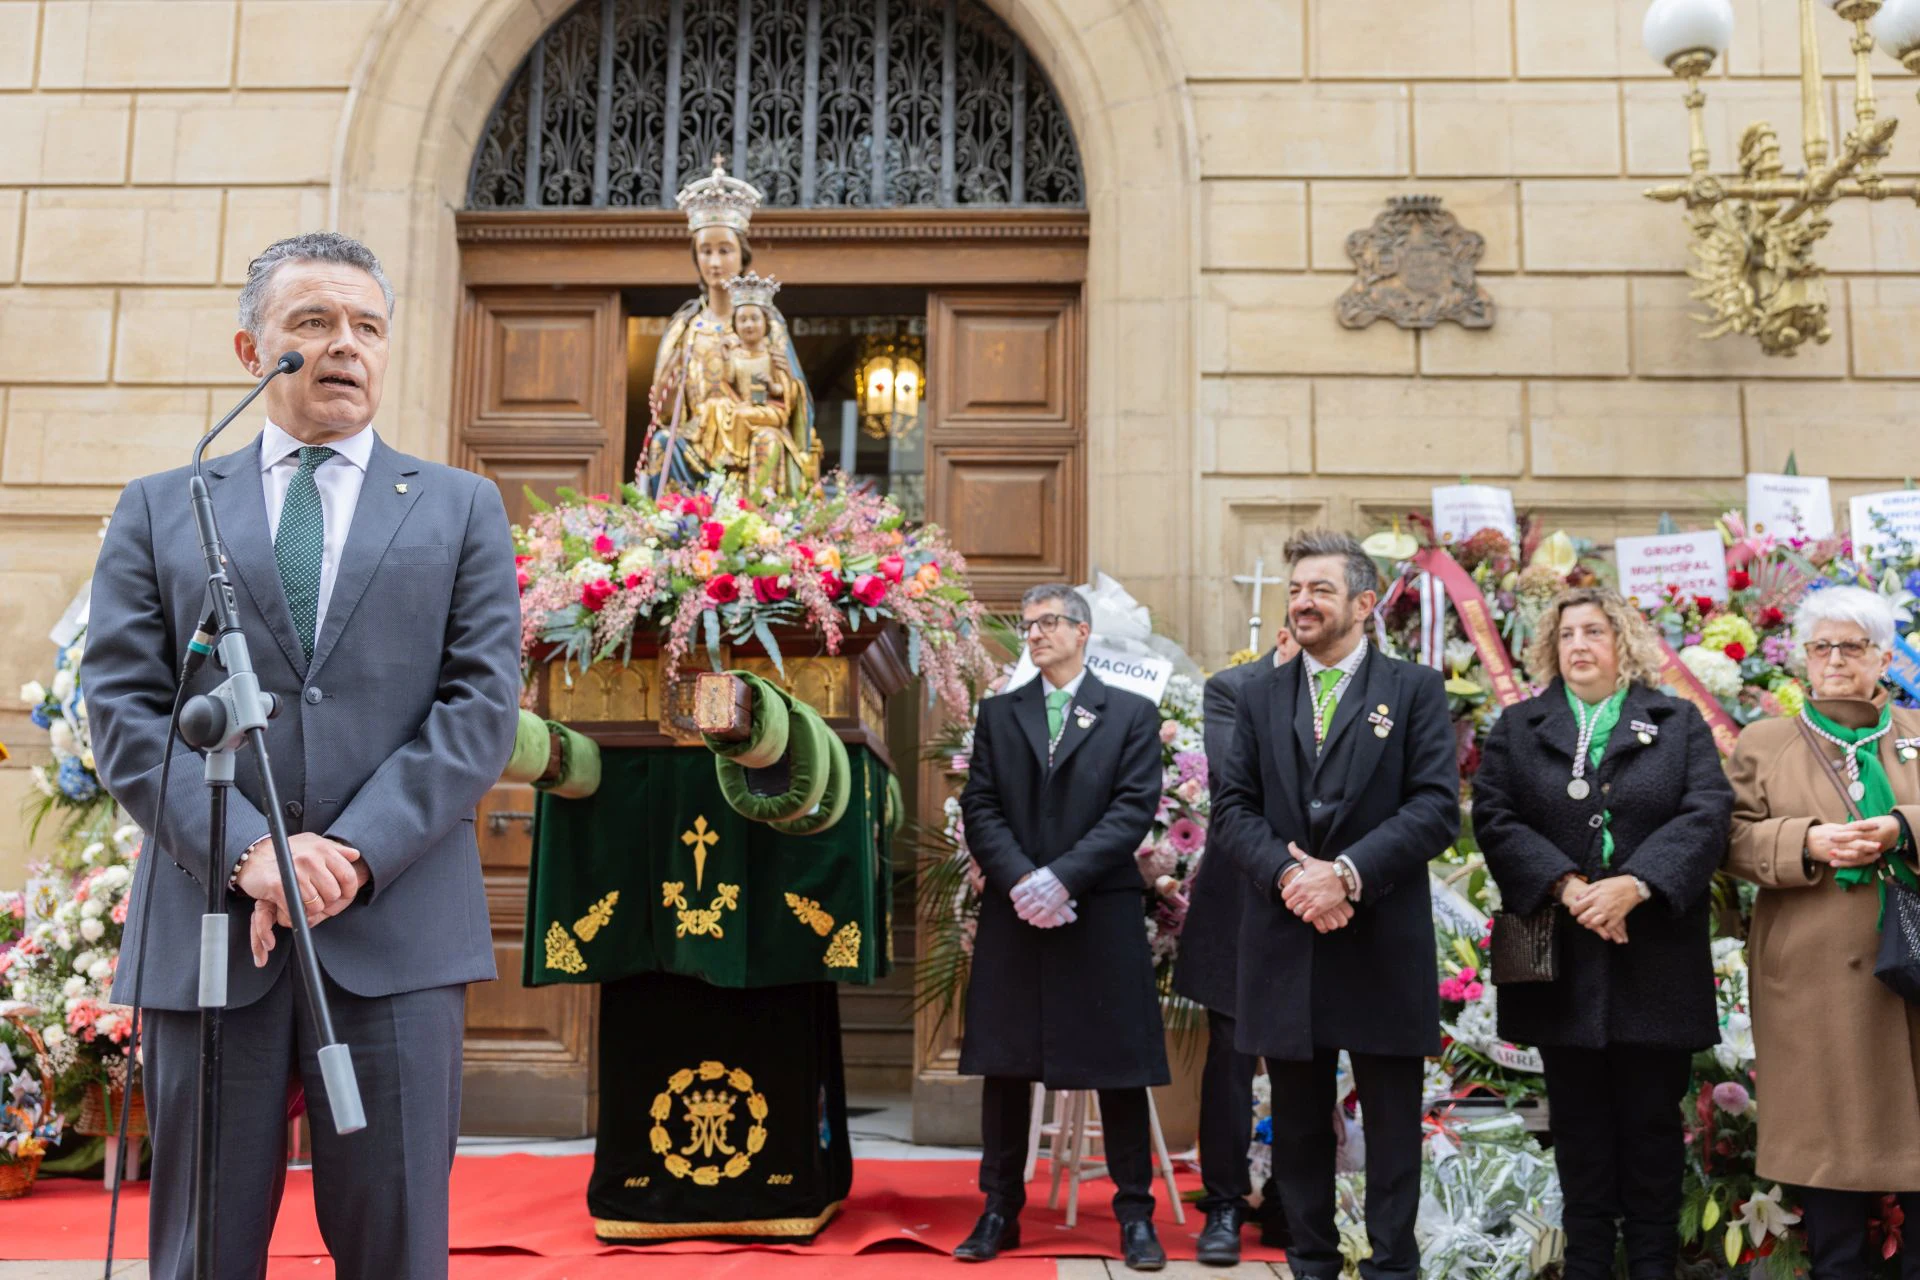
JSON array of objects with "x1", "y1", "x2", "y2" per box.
[{"x1": 87, "y1": 232, "x2": 522, "y2": 1279}]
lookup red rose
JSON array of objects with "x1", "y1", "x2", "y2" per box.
[
  {"x1": 1723, "y1": 641, "x2": 1747, "y2": 662},
  {"x1": 624, "y1": 573, "x2": 642, "y2": 590},
  {"x1": 687, "y1": 493, "x2": 714, "y2": 518},
  {"x1": 657, "y1": 493, "x2": 683, "y2": 514},
  {"x1": 706, "y1": 574, "x2": 739, "y2": 604},
  {"x1": 593, "y1": 533, "x2": 616, "y2": 560},
  {"x1": 1694, "y1": 595, "x2": 1715, "y2": 614},
  {"x1": 581, "y1": 578, "x2": 615, "y2": 612},
  {"x1": 851, "y1": 573, "x2": 887, "y2": 607},
  {"x1": 820, "y1": 571, "x2": 845, "y2": 599},
  {"x1": 1756, "y1": 605, "x2": 1785, "y2": 628},
  {"x1": 791, "y1": 543, "x2": 815, "y2": 565},
  {"x1": 1728, "y1": 569, "x2": 1751, "y2": 591},
  {"x1": 517, "y1": 567, "x2": 530, "y2": 591},
  {"x1": 878, "y1": 554, "x2": 906, "y2": 584},
  {"x1": 752, "y1": 574, "x2": 791, "y2": 604},
  {"x1": 701, "y1": 521, "x2": 725, "y2": 551}
]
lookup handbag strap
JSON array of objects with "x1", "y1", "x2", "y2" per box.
[{"x1": 1796, "y1": 717, "x2": 1866, "y2": 823}]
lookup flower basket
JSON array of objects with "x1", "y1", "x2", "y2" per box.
[
  {"x1": 76, "y1": 1081, "x2": 146, "y2": 1140},
  {"x1": 0, "y1": 1005, "x2": 55, "y2": 1199}
]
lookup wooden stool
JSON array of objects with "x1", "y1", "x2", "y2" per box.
[{"x1": 1022, "y1": 1084, "x2": 1185, "y2": 1228}]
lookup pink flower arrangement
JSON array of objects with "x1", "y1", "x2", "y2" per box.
[
  {"x1": 1165, "y1": 817, "x2": 1204, "y2": 856},
  {"x1": 1438, "y1": 966, "x2": 1486, "y2": 1003},
  {"x1": 1712, "y1": 1081, "x2": 1753, "y2": 1114},
  {"x1": 514, "y1": 473, "x2": 992, "y2": 711}
]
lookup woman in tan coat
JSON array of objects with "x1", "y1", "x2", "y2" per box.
[{"x1": 1727, "y1": 585, "x2": 1920, "y2": 1279}]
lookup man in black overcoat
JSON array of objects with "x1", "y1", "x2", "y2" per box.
[
  {"x1": 1211, "y1": 531, "x2": 1460, "y2": 1280},
  {"x1": 1171, "y1": 628, "x2": 1296, "y2": 1266},
  {"x1": 956, "y1": 583, "x2": 1170, "y2": 1271}
]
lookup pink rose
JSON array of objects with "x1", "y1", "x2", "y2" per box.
[
  {"x1": 819, "y1": 571, "x2": 846, "y2": 599},
  {"x1": 1462, "y1": 981, "x2": 1484, "y2": 1002},
  {"x1": 701, "y1": 521, "x2": 726, "y2": 551},
  {"x1": 1712, "y1": 1081, "x2": 1752, "y2": 1114},
  {"x1": 851, "y1": 574, "x2": 888, "y2": 607},
  {"x1": 581, "y1": 578, "x2": 615, "y2": 613},
  {"x1": 1159, "y1": 719, "x2": 1181, "y2": 744},
  {"x1": 592, "y1": 534, "x2": 616, "y2": 560},
  {"x1": 624, "y1": 573, "x2": 642, "y2": 590},
  {"x1": 752, "y1": 574, "x2": 791, "y2": 604},
  {"x1": 706, "y1": 574, "x2": 740, "y2": 604},
  {"x1": 878, "y1": 555, "x2": 906, "y2": 584}
]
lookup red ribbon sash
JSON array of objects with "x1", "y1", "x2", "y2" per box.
[
  {"x1": 1413, "y1": 547, "x2": 1528, "y2": 708},
  {"x1": 1651, "y1": 638, "x2": 1741, "y2": 758}
]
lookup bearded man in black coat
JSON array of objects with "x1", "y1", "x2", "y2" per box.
[
  {"x1": 955, "y1": 583, "x2": 1170, "y2": 1272},
  {"x1": 1211, "y1": 531, "x2": 1460, "y2": 1280}
]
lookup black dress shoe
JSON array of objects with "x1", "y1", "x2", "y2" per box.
[
  {"x1": 1195, "y1": 1205, "x2": 1245, "y2": 1265},
  {"x1": 1120, "y1": 1219, "x2": 1167, "y2": 1271},
  {"x1": 953, "y1": 1211, "x2": 1020, "y2": 1262}
]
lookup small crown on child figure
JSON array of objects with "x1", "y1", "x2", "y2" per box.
[
  {"x1": 725, "y1": 271, "x2": 781, "y2": 310},
  {"x1": 677, "y1": 153, "x2": 762, "y2": 234}
]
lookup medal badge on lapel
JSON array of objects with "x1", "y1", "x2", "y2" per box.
[
  {"x1": 1367, "y1": 704, "x2": 1394, "y2": 739},
  {"x1": 1897, "y1": 736, "x2": 1920, "y2": 763},
  {"x1": 1630, "y1": 719, "x2": 1658, "y2": 746},
  {"x1": 1073, "y1": 706, "x2": 1098, "y2": 732}
]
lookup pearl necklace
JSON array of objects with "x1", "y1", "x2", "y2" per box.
[
  {"x1": 1568, "y1": 696, "x2": 1609, "y2": 800},
  {"x1": 1798, "y1": 709, "x2": 1892, "y2": 802}
]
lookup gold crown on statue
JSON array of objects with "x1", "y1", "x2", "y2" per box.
[
  {"x1": 725, "y1": 271, "x2": 781, "y2": 309},
  {"x1": 677, "y1": 154, "x2": 761, "y2": 234}
]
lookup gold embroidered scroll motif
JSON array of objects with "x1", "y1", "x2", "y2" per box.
[
  {"x1": 544, "y1": 921, "x2": 588, "y2": 975},
  {"x1": 784, "y1": 892, "x2": 835, "y2": 937},
  {"x1": 573, "y1": 891, "x2": 619, "y2": 942},
  {"x1": 664, "y1": 881, "x2": 741, "y2": 939},
  {"x1": 823, "y1": 922, "x2": 862, "y2": 969}
]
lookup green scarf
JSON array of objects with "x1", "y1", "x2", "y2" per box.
[
  {"x1": 1566, "y1": 684, "x2": 1628, "y2": 867},
  {"x1": 1805, "y1": 700, "x2": 1920, "y2": 917}
]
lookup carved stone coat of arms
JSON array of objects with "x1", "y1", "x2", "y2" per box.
[{"x1": 1336, "y1": 195, "x2": 1495, "y2": 331}]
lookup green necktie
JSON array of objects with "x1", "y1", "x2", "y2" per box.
[
  {"x1": 1046, "y1": 689, "x2": 1072, "y2": 744},
  {"x1": 1313, "y1": 667, "x2": 1343, "y2": 741},
  {"x1": 275, "y1": 445, "x2": 336, "y2": 660}
]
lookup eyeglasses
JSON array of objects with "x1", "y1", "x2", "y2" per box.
[
  {"x1": 1804, "y1": 638, "x2": 1877, "y2": 662},
  {"x1": 1022, "y1": 614, "x2": 1077, "y2": 635}
]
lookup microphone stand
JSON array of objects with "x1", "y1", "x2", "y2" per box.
[{"x1": 175, "y1": 353, "x2": 366, "y2": 1280}]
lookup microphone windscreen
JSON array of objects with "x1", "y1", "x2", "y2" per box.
[{"x1": 277, "y1": 351, "x2": 305, "y2": 374}]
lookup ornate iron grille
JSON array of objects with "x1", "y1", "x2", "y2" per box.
[{"x1": 467, "y1": 0, "x2": 1083, "y2": 209}]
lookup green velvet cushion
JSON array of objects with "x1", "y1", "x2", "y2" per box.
[
  {"x1": 538, "y1": 720, "x2": 602, "y2": 800},
  {"x1": 502, "y1": 708, "x2": 552, "y2": 784},
  {"x1": 769, "y1": 714, "x2": 852, "y2": 837},
  {"x1": 715, "y1": 695, "x2": 831, "y2": 824}
]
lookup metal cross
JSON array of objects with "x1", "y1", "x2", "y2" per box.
[
  {"x1": 681, "y1": 815, "x2": 719, "y2": 891},
  {"x1": 1232, "y1": 556, "x2": 1288, "y2": 655}
]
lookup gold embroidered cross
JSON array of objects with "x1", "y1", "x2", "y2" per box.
[{"x1": 681, "y1": 815, "x2": 719, "y2": 890}]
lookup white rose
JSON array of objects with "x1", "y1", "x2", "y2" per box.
[
  {"x1": 51, "y1": 669, "x2": 75, "y2": 702},
  {"x1": 88, "y1": 958, "x2": 112, "y2": 982},
  {"x1": 81, "y1": 842, "x2": 105, "y2": 866},
  {"x1": 568, "y1": 559, "x2": 612, "y2": 587},
  {"x1": 72, "y1": 950, "x2": 95, "y2": 975},
  {"x1": 53, "y1": 930, "x2": 73, "y2": 953},
  {"x1": 617, "y1": 546, "x2": 655, "y2": 579},
  {"x1": 63, "y1": 976, "x2": 86, "y2": 998},
  {"x1": 49, "y1": 719, "x2": 77, "y2": 756},
  {"x1": 80, "y1": 898, "x2": 104, "y2": 919},
  {"x1": 43, "y1": 1025, "x2": 66, "y2": 1048},
  {"x1": 19, "y1": 680, "x2": 47, "y2": 706},
  {"x1": 80, "y1": 917, "x2": 105, "y2": 942},
  {"x1": 103, "y1": 866, "x2": 131, "y2": 889},
  {"x1": 95, "y1": 1012, "x2": 122, "y2": 1039}
]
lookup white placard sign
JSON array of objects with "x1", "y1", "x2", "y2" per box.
[
  {"x1": 1430, "y1": 484, "x2": 1518, "y2": 544},
  {"x1": 1615, "y1": 530, "x2": 1729, "y2": 607},
  {"x1": 1850, "y1": 489, "x2": 1920, "y2": 563},
  {"x1": 1745, "y1": 473, "x2": 1834, "y2": 540},
  {"x1": 1006, "y1": 643, "x2": 1174, "y2": 706}
]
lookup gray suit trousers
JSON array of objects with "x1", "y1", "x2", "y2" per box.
[{"x1": 143, "y1": 968, "x2": 466, "y2": 1280}]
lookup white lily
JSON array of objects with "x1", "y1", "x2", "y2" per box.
[{"x1": 1735, "y1": 1183, "x2": 1802, "y2": 1246}]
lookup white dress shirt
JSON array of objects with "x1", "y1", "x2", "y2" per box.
[
  {"x1": 259, "y1": 420, "x2": 374, "y2": 642},
  {"x1": 1298, "y1": 635, "x2": 1369, "y2": 898},
  {"x1": 1041, "y1": 668, "x2": 1088, "y2": 700}
]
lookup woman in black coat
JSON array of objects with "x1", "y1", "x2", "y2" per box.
[{"x1": 1475, "y1": 587, "x2": 1733, "y2": 1280}]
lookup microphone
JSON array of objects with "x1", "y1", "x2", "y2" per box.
[
  {"x1": 192, "y1": 351, "x2": 304, "y2": 479},
  {"x1": 276, "y1": 351, "x2": 304, "y2": 375}
]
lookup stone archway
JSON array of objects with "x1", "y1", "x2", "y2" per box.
[{"x1": 330, "y1": 0, "x2": 1199, "y2": 626}]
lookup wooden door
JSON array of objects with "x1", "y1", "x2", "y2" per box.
[
  {"x1": 453, "y1": 286, "x2": 627, "y2": 1135},
  {"x1": 925, "y1": 289, "x2": 1085, "y2": 609}
]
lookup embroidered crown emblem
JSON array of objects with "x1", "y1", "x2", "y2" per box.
[{"x1": 677, "y1": 155, "x2": 762, "y2": 234}]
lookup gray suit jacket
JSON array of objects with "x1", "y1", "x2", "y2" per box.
[{"x1": 92, "y1": 433, "x2": 522, "y2": 1012}]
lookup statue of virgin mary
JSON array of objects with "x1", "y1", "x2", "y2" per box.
[{"x1": 640, "y1": 158, "x2": 818, "y2": 497}]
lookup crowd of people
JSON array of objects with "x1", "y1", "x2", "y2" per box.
[{"x1": 955, "y1": 530, "x2": 1920, "y2": 1279}]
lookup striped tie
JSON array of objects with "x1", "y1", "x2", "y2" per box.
[{"x1": 275, "y1": 446, "x2": 336, "y2": 660}]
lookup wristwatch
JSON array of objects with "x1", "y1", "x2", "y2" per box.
[
  {"x1": 1631, "y1": 876, "x2": 1652, "y2": 903},
  {"x1": 1334, "y1": 857, "x2": 1361, "y2": 902}
]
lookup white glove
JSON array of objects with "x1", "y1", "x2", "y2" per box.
[
  {"x1": 1013, "y1": 868, "x2": 1073, "y2": 925},
  {"x1": 1027, "y1": 899, "x2": 1078, "y2": 929}
]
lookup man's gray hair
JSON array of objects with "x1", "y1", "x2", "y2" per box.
[
  {"x1": 1794, "y1": 584, "x2": 1897, "y2": 650},
  {"x1": 1020, "y1": 583, "x2": 1091, "y2": 627},
  {"x1": 238, "y1": 232, "x2": 395, "y2": 335},
  {"x1": 1283, "y1": 529, "x2": 1380, "y2": 599}
]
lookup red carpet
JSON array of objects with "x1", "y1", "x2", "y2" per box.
[{"x1": 4, "y1": 1156, "x2": 1286, "y2": 1268}]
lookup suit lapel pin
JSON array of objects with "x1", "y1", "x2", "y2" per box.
[
  {"x1": 1897, "y1": 736, "x2": 1920, "y2": 762},
  {"x1": 1073, "y1": 707, "x2": 1097, "y2": 731},
  {"x1": 395, "y1": 483, "x2": 409, "y2": 494},
  {"x1": 1630, "y1": 719, "x2": 1658, "y2": 745},
  {"x1": 1367, "y1": 709, "x2": 1394, "y2": 738}
]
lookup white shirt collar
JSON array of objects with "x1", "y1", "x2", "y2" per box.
[
  {"x1": 1043, "y1": 668, "x2": 1087, "y2": 699},
  {"x1": 259, "y1": 420, "x2": 376, "y2": 472},
  {"x1": 1303, "y1": 636, "x2": 1368, "y2": 680}
]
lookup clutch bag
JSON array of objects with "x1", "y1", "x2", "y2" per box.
[{"x1": 1489, "y1": 907, "x2": 1559, "y2": 985}]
